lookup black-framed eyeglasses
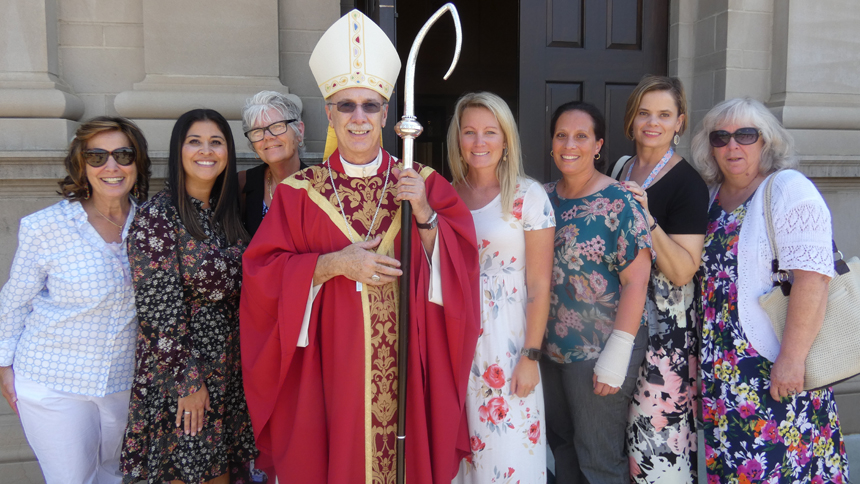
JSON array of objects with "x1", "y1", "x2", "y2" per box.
[
  {"x1": 83, "y1": 148, "x2": 136, "y2": 167},
  {"x1": 326, "y1": 101, "x2": 386, "y2": 114},
  {"x1": 709, "y1": 127, "x2": 761, "y2": 147},
  {"x1": 244, "y1": 119, "x2": 297, "y2": 143}
]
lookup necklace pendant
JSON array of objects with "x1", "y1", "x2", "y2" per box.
[{"x1": 356, "y1": 281, "x2": 363, "y2": 292}]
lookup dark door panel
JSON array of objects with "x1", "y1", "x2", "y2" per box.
[{"x1": 520, "y1": 0, "x2": 668, "y2": 181}]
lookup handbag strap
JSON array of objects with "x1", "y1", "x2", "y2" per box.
[
  {"x1": 611, "y1": 155, "x2": 632, "y2": 180},
  {"x1": 762, "y1": 171, "x2": 793, "y2": 295}
]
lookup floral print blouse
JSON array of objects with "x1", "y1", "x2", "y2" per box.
[{"x1": 544, "y1": 182, "x2": 652, "y2": 364}]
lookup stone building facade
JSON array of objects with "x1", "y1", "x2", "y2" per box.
[{"x1": 0, "y1": 0, "x2": 857, "y2": 480}]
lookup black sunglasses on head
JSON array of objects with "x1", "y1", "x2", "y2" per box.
[
  {"x1": 326, "y1": 101, "x2": 385, "y2": 114},
  {"x1": 83, "y1": 148, "x2": 136, "y2": 167},
  {"x1": 709, "y1": 127, "x2": 760, "y2": 147}
]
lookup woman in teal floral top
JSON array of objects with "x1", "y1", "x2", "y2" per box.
[{"x1": 541, "y1": 101, "x2": 653, "y2": 484}]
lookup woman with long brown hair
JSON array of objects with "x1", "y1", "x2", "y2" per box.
[{"x1": 120, "y1": 109, "x2": 257, "y2": 484}]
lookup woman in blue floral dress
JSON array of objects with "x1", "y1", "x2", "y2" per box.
[
  {"x1": 692, "y1": 98, "x2": 849, "y2": 483},
  {"x1": 542, "y1": 101, "x2": 653, "y2": 483}
]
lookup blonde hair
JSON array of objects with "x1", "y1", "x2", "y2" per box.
[
  {"x1": 690, "y1": 97, "x2": 797, "y2": 185},
  {"x1": 446, "y1": 92, "x2": 525, "y2": 218},
  {"x1": 623, "y1": 75, "x2": 688, "y2": 141}
]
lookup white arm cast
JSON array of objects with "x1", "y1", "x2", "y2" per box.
[{"x1": 594, "y1": 330, "x2": 635, "y2": 388}]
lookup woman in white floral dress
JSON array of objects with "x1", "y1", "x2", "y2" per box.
[{"x1": 448, "y1": 92, "x2": 555, "y2": 483}]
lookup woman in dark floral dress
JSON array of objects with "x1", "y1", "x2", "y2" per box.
[
  {"x1": 121, "y1": 109, "x2": 257, "y2": 484},
  {"x1": 692, "y1": 98, "x2": 849, "y2": 483},
  {"x1": 618, "y1": 76, "x2": 708, "y2": 484}
]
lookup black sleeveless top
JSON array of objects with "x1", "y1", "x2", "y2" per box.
[{"x1": 242, "y1": 161, "x2": 307, "y2": 237}]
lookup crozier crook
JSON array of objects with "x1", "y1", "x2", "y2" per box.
[{"x1": 394, "y1": 4, "x2": 462, "y2": 484}]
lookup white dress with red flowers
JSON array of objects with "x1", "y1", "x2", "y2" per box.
[{"x1": 452, "y1": 178, "x2": 555, "y2": 484}]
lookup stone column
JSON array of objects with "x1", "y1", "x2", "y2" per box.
[
  {"x1": 114, "y1": 0, "x2": 301, "y2": 152},
  {"x1": 768, "y1": 1, "x2": 860, "y2": 174},
  {"x1": 0, "y1": 0, "x2": 84, "y2": 151}
]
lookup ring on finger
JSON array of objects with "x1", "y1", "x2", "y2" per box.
[
  {"x1": 184, "y1": 411, "x2": 191, "y2": 415},
  {"x1": 788, "y1": 390, "x2": 797, "y2": 396},
  {"x1": 371, "y1": 273, "x2": 381, "y2": 283}
]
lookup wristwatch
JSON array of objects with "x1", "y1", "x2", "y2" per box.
[
  {"x1": 416, "y1": 211, "x2": 438, "y2": 230},
  {"x1": 520, "y1": 347, "x2": 541, "y2": 361}
]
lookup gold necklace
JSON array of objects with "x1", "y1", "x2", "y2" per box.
[{"x1": 93, "y1": 205, "x2": 125, "y2": 233}]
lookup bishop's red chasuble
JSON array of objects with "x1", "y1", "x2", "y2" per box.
[{"x1": 240, "y1": 149, "x2": 480, "y2": 484}]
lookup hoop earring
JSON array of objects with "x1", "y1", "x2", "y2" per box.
[
  {"x1": 673, "y1": 133, "x2": 681, "y2": 145},
  {"x1": 299, "y1": 139, "x2": 305, "y2": 148},
  {"x1": 550, "y1": 150, "x2": 554, "y2": 157},
  {"x1": 594, "y1": 153, "x2": 601, "y2": 160}
]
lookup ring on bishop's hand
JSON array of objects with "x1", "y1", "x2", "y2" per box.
[{"x1": 371, "y1": 274, "x2": 381, "y2": 283}]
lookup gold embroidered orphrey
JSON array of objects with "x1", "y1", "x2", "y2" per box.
[{"x1": 283, "y1": 162, "x2": 433, "y2": 483}]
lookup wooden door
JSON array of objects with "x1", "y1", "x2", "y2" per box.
[{"x1": 519, "y1": 0, "x2": 668, "y2": 181}]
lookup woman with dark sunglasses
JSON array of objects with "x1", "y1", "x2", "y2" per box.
[
  {"x1": 0, "y1": 117, "x2": 151, "y2": 483},
  {"x1": 613, "y1": 76, "x2": 708, "y2": 484},
  {"x1": 120, "y1": 109, "x2": 257, "y2": 484},
  {"x1": 239, "y1": 90, "x2": 307, "y2": 237},
  {"x1": 690, "y1": 97, "x2": 850, "y2": 483}
]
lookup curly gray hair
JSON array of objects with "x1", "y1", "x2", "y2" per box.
[
  {"x1": 241, "y1": 90, "x2": 304, "y2": 153},
  {"x1": 690, "y1": 97, "x2": 797, "y2": 185}
]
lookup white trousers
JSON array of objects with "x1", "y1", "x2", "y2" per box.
[{"x1": 15, "y1": 375, "x2": 131, "y2": 484}]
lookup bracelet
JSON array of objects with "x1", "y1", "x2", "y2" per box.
[{"x1": 649, "y1": 217, "x2": 658, "y2": 232}]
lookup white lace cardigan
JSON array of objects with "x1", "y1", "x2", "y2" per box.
[{"x1": 708, "y1": 169, "x2": 834, "y2": 362}]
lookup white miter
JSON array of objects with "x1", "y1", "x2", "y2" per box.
[
  {"x1": 594, "y1": 329, "x2": 636, "y2": 388},
  {"x1": 308, "y1": 9, "x2": 401, "y2": 101}
]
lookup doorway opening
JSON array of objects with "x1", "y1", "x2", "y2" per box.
[{"x1": 393, "y1": 0, "x2": 518, "y2": 178}]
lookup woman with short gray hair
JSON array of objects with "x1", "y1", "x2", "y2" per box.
[
  {"x1": 239, "y1": 90, "x2": 307, "y2": 236},
  {"x1": 690, "y1": 97, "x2": 797, "y2": 185},
  {"x1": 691, "y1": 97, "x2": 850, "y2": 483}
]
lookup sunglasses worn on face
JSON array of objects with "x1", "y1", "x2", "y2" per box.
[
  {"x1": 244, "y1": 119, "x2": 298, "y2": 143},
  {"x1": 709, "y1": 127, "x2": 760, "y2": 147},
  {"x1": 326, "y1": 101, "x2": 385, "y2": 114},
  {"x1": 84, "y1": 148, "x2": 136, "y2": 167}
]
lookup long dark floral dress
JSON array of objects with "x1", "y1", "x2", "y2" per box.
[
  {"x1": 699, "y1": 194, "x2": 850, "y2": 484},
  {"x1": 121, "y1": 190, "x2": 258, "y2": 484}
]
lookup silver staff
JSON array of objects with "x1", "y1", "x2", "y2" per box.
[{"x1": 393, "y1": 4, "x2": 462, "y2": 484}]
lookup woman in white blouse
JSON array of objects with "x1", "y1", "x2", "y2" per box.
[
  {"x1": 690, "y1": 98, "x2": 849, "y2": 483},
  {"x1": 0, "y1": 117, "x2": 151, "y2": 483}
]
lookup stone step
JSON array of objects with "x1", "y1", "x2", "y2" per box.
[
  {"x1": 0, "y1": 414, "x2": 36, "y2": 464},
  {"x1": 0, "y1": 460, "x2": 45, "y2": 484}
]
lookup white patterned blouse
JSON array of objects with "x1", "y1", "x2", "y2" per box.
[{"x1": 0, "y1": 199, "x2": 138, "y2": 396}]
